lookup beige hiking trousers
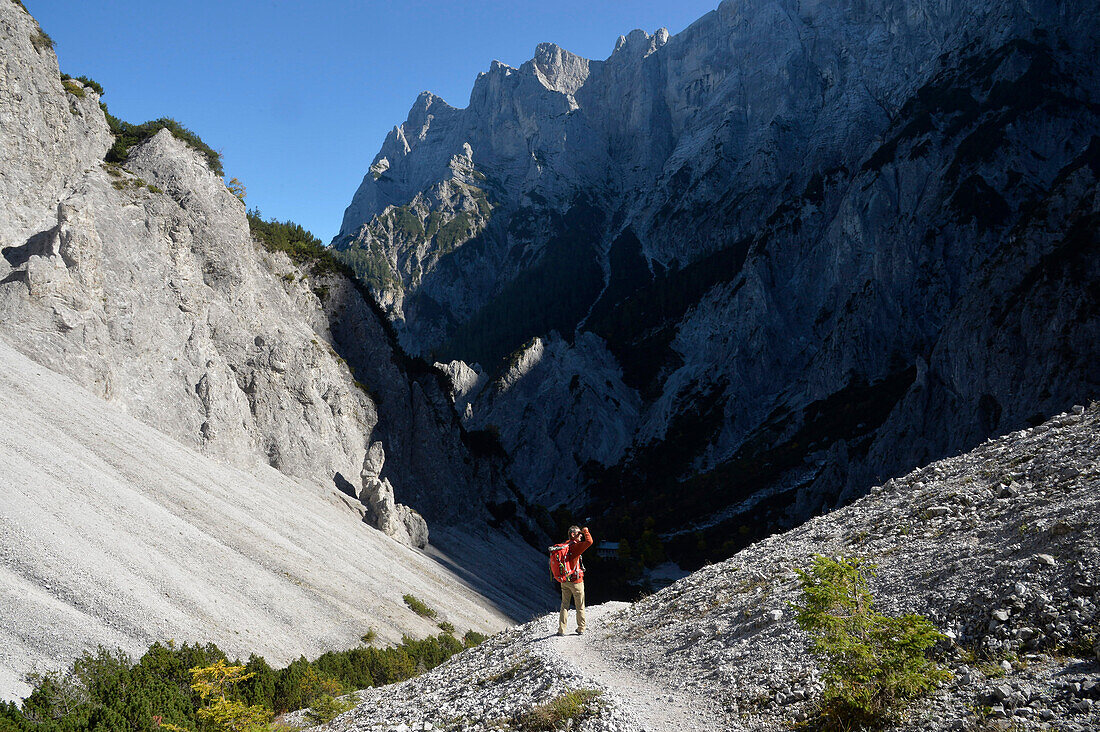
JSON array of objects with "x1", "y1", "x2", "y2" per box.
[{"x1": 559, "y1": 580, "x2": 585, "y2": 634}]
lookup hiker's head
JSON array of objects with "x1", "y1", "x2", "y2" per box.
[{"x1": 568, "y1": 525, "x2": 581, "y2": 540}]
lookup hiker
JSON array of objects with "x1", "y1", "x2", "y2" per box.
[{"x1": 551, "y1": 525, "x2": 593, "y2": 636}]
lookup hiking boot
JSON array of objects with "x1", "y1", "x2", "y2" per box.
[
  {"x1": 577, "y1": 629, "x2": 585, "y2": 635},
  {"x1": 557, "y1": 631, "x2": 566, "y2": 636}
]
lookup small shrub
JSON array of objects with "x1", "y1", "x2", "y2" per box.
[
  {"x1": 403, "y1": 594, "x2": 436, "y2": 619},
  {"x1": 61, "y1": 79, "x2": 85, "y2": 97},
  {"x1": 514, "y1": 689, "x2": 602, "y2": 731},
  {"x1": 30, "y1": 28, "x2": 53, "y2": 53},
  {"x1": 304, "y1": 694, "x2": 355, "y2": 724},
  {"x1": 360, "y1": 629, "x2": 377, "y2": 645},
  {"x1": 60, "y1": 73, "x2": 104, "y2": 96},
  {"x1": 791, "y1": 555, "x2": 950, "y2": 730},
  {"x1": 463, "y1": 630, "x2": 488, "y2": 648},
  {"x1": 227, "y1": 177, "x2": 246, "y2": 202},
  {"x1": 437, "y1": 621, "x2": 455, "y2": 634}
]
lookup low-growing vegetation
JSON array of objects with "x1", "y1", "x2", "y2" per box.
[
  {"x1": 0, "y1": 629, "x2": 485, "y2": 732},
  {"x1": 247, "y1": 209, "x2": 350, "y2": 278},
  {"x1": 403, "y1": 594, "x2": 437, "y2": 619},
  {"x1": 513, "y1": 689, "x2": 602, "y2": 731},
  {"x1": 791, "y1": 555, "x2": 950, "y2": 730},
  {"x1": 101, "y1": 105, "x2": 223, "y2": 178},
  {"x1": 59, "y1": 74, "x2": 104, "y2": 96},
  {"x1": 303, "y1": 694, "x2": 355, "y2": 725},
  {"x1": 29, "y1": 27, "x2": 53, "y2": 53}
]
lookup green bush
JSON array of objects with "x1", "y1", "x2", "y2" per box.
[
  {"x1": 402, "y1": 594, "x2": 437, "y2": 619},
  {"x1": 791, "y1": 555, "x2": 950, "y2": 730},
  {"x1": 60, "y1": 74, "x2": 104, "y2": 96},
  {"x1": 304, "y1": 694, "x2": 355, "y2": 725},
  {"x1": 462, "y1": 630, "x2": 488, "y2": 648}
]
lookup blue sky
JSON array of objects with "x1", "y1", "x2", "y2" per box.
[{"x1": 32, "y1": 1, "x2": 720, "y2": 242}]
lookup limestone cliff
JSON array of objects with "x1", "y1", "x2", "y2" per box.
[
  {"x1": 335, "y1": 0, "x2": 1100, "y2": 565},
  {"x1": 0, "y1": 1, "x2": 547, "y2": 694}
]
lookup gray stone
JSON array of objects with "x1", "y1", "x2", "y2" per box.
[{"x1": 331, "y1": 0, "x2": 1100, "y2": 548}]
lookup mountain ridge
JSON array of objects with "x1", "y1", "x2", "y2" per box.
[{"x1": 333, "y1": 0, "x2": 1100, "y2": 568}]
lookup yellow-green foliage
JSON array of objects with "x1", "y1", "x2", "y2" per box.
[
  {"x1": 791, "y1": 555, "x2": 950, "y2": 730},
  {"x1": 185, "y1": 660, "x2": 272, "y2": 732},
  {"x1": 514, "y1": 689, "x2": 602, "y2": 731}
]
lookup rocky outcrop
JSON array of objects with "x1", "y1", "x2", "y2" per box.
[
  {"x1": 457, "y1": 333, "x2": 641, "y2": 507},
  {"x1": 0, "y1": 4, "x2": 111, "y2": 245},
  {"x1": 336, "y1": 0, "x2": 1100, "y2": 564},
  {"x1": 0, "y1": 0, "x2": 514, "y2": 535},
  {"x1": 360, "y1": 441, "x2": 428, "y2": 548}
]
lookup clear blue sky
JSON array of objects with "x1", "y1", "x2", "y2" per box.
[{"x1": 31, "y1": 1, "x2": 720, "y2": 243}]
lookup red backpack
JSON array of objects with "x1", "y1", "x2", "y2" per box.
[{"x1": 549, "y1": 542, "x2": 583, "y2": 582}]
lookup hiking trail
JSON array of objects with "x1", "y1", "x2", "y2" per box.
[{"x1": 538, "y1": 603, "x2": 728, "y2": 731}]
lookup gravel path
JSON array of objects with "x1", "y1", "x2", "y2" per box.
[{"x1": 540, "y1": 604, "x2": 724, "y2": 731}]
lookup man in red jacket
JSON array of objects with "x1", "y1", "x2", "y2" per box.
[{"x1": 558, "y1": 525, "x2": 593, "y2": 636}]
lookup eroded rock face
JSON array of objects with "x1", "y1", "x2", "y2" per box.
[
  {"x1": 335, "y1": 0, "x2": 1100, "y2": 561},
  {"x1": 0, "y1": 6, "x2": 111, "y2": 244},
  {"x1": 359, "y1": 442, "x2": 428, "y2": 548},
  {"x1": 0, "y1": 0, "x2": 527, "y2": 544}
]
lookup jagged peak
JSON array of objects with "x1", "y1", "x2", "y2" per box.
[
  {"x1": 612, "y1": 27, "x2": 668, "y2": 58},
  {"x1": 528, "y1": 41, "x2": 590, "y2": 95}
]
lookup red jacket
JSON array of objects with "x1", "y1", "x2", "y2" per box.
[{"x1": 562, "y1": 528, "x2": 593, "y2": 582}]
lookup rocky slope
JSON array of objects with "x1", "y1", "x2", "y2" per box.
[
  {"x1": 334, "y1": 0, "x2": 1100, "y2": 565},
  {"x1": 0, "y1": 0, "x2": 547, "y2": 697},
  {"x1": 310, "y1": 402, "x2": 1100, "y2": 732},
  {"x1": 0, "y1": 336, "x2": 515, "y2": 703}
]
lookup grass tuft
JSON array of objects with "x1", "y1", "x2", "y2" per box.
[{"x1": 514, "y1": 689, "x2": 602, "y2": 731}]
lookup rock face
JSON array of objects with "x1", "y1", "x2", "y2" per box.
[
  {"x1": 0, "y1": 1, "x2": 549, "y2": 695},
  {"x1": 310, "y1": 403, "x2": 1100, "y2": 732},
  {"x1": 0, "y1": 0, "x2": 521, "y2": 533},
  {"x1": 335, "y1": 0, "x2": 1100, "y2": 562}
]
